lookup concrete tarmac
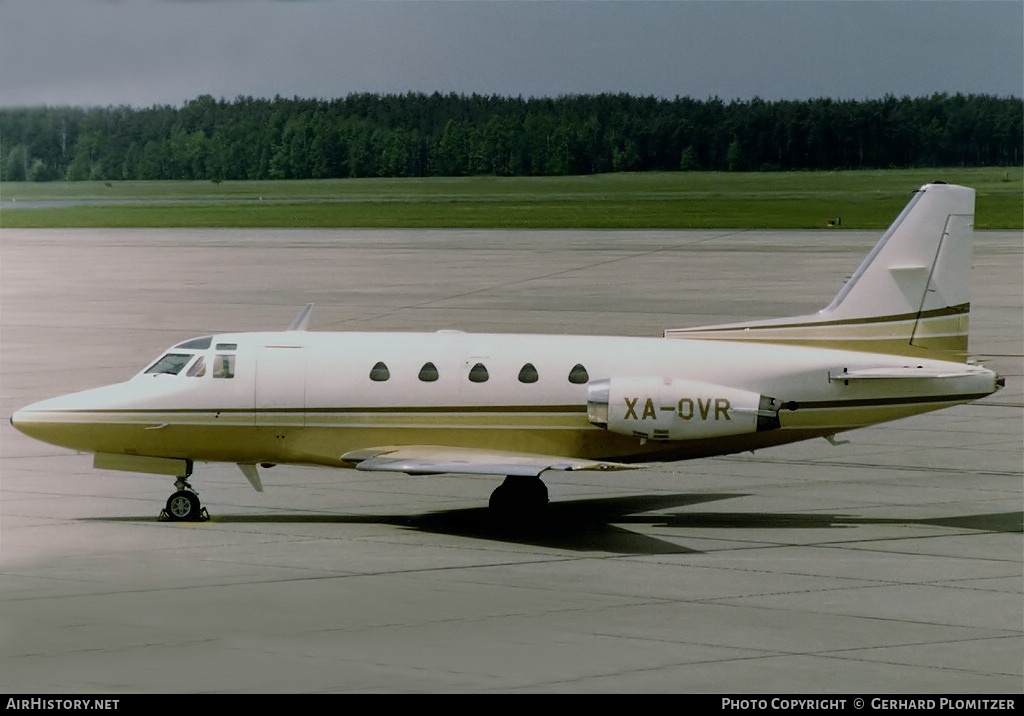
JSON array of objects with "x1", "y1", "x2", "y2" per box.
[{"x1": 1, "y1": 228, "x2": 1021, "y2": 693}]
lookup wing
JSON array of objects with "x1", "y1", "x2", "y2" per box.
[{"x1": 340, "y1": 445, "x2": 634, "y2": 477}]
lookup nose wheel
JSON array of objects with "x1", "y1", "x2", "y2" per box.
[{"x1": 160, "y1": 479, "x2": 209, "y2": 522}]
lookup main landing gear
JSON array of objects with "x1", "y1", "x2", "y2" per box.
[
  {"x1": 160, "y1": 477, "x2": 209, "y2": 522},
  {"x1": 488, "y1": 475, "x2": 549, "y2": 519}
]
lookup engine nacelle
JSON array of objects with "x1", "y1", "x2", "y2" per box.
[{"x1": 587, "y1": 377, "x2": 781, "y2": 441}]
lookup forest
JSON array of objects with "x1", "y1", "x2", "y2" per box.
[{"x1": 1, "y1": 92, "x2": 1020, "y2": 182}]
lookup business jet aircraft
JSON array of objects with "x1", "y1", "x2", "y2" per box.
[{"x1": 11, "y1": 182, "x2": 1002, "y2": 522}]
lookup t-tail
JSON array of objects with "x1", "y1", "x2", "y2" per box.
[{"x1": 665, "y1": 182, "x2": 976, "y2": 360}]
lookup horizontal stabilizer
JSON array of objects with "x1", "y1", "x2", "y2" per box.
[
  {"x1": 828, "y1": 365, "x2": 994, "y2": 383},
  {"x1": 341, "y1": 445, "x2": 633, "y2": 477}
]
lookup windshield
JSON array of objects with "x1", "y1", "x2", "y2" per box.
[
  {"x1": 143, "y1": 336, "x2": 238, "y2": 379},
  {"x1": 145, "y1": 353, "x2": 194, "y2": 376}
]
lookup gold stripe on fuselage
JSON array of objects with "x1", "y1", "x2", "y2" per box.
[
  {"x1": 666, "y1": 307, "x2": 970, "y2": 358},
  {"x1": 18, "y1": 388, "x2": 989, "y2": 468}
]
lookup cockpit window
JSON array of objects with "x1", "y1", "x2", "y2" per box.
[
  {"x1": 186, "y1": 356, "x2": 207, "y2": 377},
  {"x1": 175, "y1": 337, "x2": 213, "y2": 350},
  {"x1": 213, "y1": 355, "x2": 236, "y2": 379},
  {"x1": 145, "y1": 353, "x2": 193, "y2": 376}
]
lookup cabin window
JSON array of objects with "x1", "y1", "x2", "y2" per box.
[
  {"x1": 186, "y1": 356, "x2": 207, "y2": 378},
  {"x1": 176, "y1": 337, "x2": 212, "y2": 350},
  {"x1": 468, "y1": 363, "x2": 489, "y2": 383},
  {"x1": 145, "y1": 353, "x2": 192, "y2": 376},
  {"x1": 216, "y1": 343, "x2": 238, "y2": 351},
  {"x1": 518, "y1": 363, "x2": 539, "y2": 384},
  {"x1": 369, "y1": 362, "x2": 390, "y2": 382},
  {"x1": 568, "y1": 364, "x2": 589, "y2": 384},
  {"x1": 418, "y1": 362, "x2": 439, "y2": 382},
  {"x1": 213, "y1": 355, "x2": 235, "y2": 379}
]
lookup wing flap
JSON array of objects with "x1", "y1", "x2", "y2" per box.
[{"x1": 341, "y1": 446, "x2": 633, "y2": 477}]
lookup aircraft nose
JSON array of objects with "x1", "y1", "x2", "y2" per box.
[
  {"x1": 10, "y1": 398, "x2": 69, "y2": 444},
  {"x1": 9, "y1": 385, "x2": 133, "y2": 451},
  {"x1": 11, "y1": 408, "x2": 27, "y2": 431},
  {"x1": 12, "y1": 398, "x2": 45, "y2": 430}
]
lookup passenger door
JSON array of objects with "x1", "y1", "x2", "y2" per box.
[{"x1": 255, "y1": 346, "x2": 306, "y2": 427}]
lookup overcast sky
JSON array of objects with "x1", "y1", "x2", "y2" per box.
[{"x1": 1, "y1": 0, "x2": 1021, "y2": 108}]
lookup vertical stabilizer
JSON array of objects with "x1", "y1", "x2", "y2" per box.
[{"x1": 665, "y1": 183, "x2": 976, "y2": 359}]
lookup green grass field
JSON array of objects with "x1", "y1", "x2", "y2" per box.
[{"x1": 1, "y1": 168, "x2": 1020, "y2": 229}]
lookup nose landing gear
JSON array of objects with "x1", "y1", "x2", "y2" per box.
[{"x1": 160, "y1": 478, "x2": 209, "y2": 522}]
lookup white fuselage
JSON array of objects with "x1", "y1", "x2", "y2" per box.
[{"x1": 12, "y1": 329, "x2": 1000, "y2": 470}]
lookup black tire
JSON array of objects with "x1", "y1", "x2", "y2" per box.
[
  {"x1": 488, "y1": 482, "x2": 511, "y2": 513},
  {"x1": 488, "y1": 477, "x2": 548, "y2": 519},
  {"x1": 165, "y1": 490, "x2": 201, "y2": 521}
]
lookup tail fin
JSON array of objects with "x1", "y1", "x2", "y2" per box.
[{"x1": 665, "y1": 183, "x2": 976, "y2": 359}]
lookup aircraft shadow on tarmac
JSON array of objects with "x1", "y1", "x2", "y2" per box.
[{"x1": 96, "y1": 492, "x2": 1023, "y2": 555}]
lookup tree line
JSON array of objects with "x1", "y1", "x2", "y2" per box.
[{"x1": 1, "y1": 92, "x2": 1020, "y2": 182}]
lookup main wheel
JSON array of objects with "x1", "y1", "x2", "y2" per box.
[
  {"x1": 165, "y1": 490, "x2": 201, "y2": 521},
  {"x1": 488, "y1": 476, "x2": 548, "y2": 519}
]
